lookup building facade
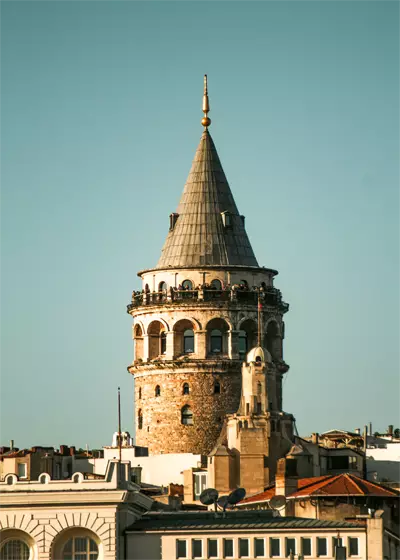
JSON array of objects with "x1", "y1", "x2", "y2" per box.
[{"x1": 127, "y1": 77, "x2": 290, "y2": 457}]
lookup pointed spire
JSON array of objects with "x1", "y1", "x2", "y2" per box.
[
  {"x1": 156, "y1": 128, "x2": 258, "y2": 269},
  {"x1": 201, "y1": 74, "x2": 211, "y2": 128}
]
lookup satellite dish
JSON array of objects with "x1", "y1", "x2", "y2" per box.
[
  {"x1": 227, "y1": 487, "x2": 246, "y2": 505},
  {"x1": 217, "y1": 495, "x2": 229, "y2": 510},
  {"x1": 200, "y1": 488, "x2": 219, "y2": 506},
  {"x1": 269, "y1": 495, "x2": 287, "y2": 509}
]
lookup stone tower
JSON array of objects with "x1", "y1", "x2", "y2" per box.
[{"x1": 127, "y1": 77, "x2": 289, "y2": 456}]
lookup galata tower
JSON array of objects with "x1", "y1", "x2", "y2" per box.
[{"x1": 127, "y1": 76, "x2": 289, "y2": 455}]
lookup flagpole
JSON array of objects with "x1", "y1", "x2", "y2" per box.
[{"x1": 118, "y1": 386, "x2": 122, "y2": 464}]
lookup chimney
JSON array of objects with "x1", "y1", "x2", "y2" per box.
[
  {"x1": 10, "y1": 440, "x2": 14, "y2": 450},
  {"x1": 275, "y1": 458, "x2": 298, "y2": 497},
  {"x1": 69, "y1": 446, "x2": 76, "y2": 456},
  {"x1": 369, "y1": 422, "x2": 372, "y2": 436},
  {"x1": 311, "y1": 433, "x2": 319, "y2": 445},
  {"x1": 363, "y1": 426, "x2": 368, "y2": 452},
  {"x1": 388, "y1": 425, "x2": 393, "y2": 436},
  {"x1": 354, "y1": 428, "x2": 360, "y2": 435}
]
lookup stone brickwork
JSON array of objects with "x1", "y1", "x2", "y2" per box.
[{"x1": 133, "y1": 363, "x2": 241, "y2": 455}]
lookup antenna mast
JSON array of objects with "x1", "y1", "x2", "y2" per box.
[{"x1": 118, "y1": 386, "x2": 122, "y2": 464}]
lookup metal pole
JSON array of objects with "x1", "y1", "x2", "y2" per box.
[
  {"x1": 257, "y1": 290, "x2": 262, "y2": 347},
  {"x1": 118, "y1": 386, "x2": 122, "y2": 464}
]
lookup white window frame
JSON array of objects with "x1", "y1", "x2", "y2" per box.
[
  {"x1": 348, "y1": 537, "x2": 360, "y2": 557},
  {"x1": 193, "y1": 472, "x2": 208, "y2": 500},
  {"x1": 17, "y1": 463, "x2": 27, "y2": 479},
  {"x1": 301, "y1": 536, "x2": 312, "y2": 557},
  {"x1": 316, "y1": 537, "x2": 328, "y2": 557},
  {"x1": 223, "y1": 538, "x2": 234, "y2": 559},
  {"x1": 269, "y1": 537, "x2": 281, "y2": 558},
  {"x1": 191, "y1": 538, "x2": 203, "y2": 559},
  {"x1": 254, "y1": 537, "x2": 266, "y2": 558},
  {"x1": 285, "y1": 537, "x2": 297, "y2": 557},
  {"x1": 207, "y1": 538, "x2": 219, "y2": 559},
  {"x1": 176, "y1": 539, "x2": 188, "y2": 559},
  {"x1": 238, "y1": 538, "x2": 250, "y2": 558}
]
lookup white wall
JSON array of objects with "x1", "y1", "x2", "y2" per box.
[
  {"x1": 72, "y1": 449, "x2": 202, "y2": 486},
  {"x1": 366, "y1": 442, "x2": 400, "y2": 482}
]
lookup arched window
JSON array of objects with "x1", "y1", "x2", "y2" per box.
[
  {"x1": 159, "y1": 281, "x2": 167, "y2": 292},
  {"x1": 134, "y1": 324, "x2": 144, "y2": 361},
  {"x1": 214, "y1": 381, "x2": 221, "y2": 394},
  {"x1": 147, "y1": 320, "x2": 166, "y2": 360},
  {"x1": 160, "y1": 331, "x2": 167, "y2": 354},
  {"x1": 265, "y1": 321, "x2": 281, "y2": 360},
  {"x1": 240, "y1": 279, "x2": 248, "y2": 287},
  {"x1": 239, "y1": 330, "x2": 248, "y2": 358},
  {"x1": 211, "y1": 279, "x2": 222, "y2": 290},
  {"x1": 183, "y1": 383, "x2": 190, "y2": 395},
  {"x1": 138, "y1": 409, "x2": 143, "y2": 430},
  {"x1": 0, "y1": 540, "x2": 30, "y2": 560},
  {"x1": 155, "y1": 385, "x2": 161, "y2": 397},
  {"x1": 181, "y1": 405, "x2": 193, "y2": 425},
  {"x1": 182, "y1": 279, "x2": 193, "y2": 290},
  {"x1": 210, "y1": 329, "x2": 223, "y2": 354},
  {"x1": 61, "y1": 536, "x2": 98, "y2": 559},
  {"x1": 257, "y1": 381, "x2": 262, "y2": 395},
  {"x1": 183, "y1": 329, "x2": 194, "y2": 353}
]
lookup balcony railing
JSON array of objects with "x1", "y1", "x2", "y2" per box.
[{"x1": 127, "y1": 286, "x2": 289, "y2": 313}]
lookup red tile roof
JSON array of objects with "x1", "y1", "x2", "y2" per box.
[
  {"x1": 239, "y1": 473, "x2": 398, "y2": 505},
  {"x1": 291, "y1": 473, "x2": 398, "y2": 498}
]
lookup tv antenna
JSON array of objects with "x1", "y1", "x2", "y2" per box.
[
  {"x1": 200, "y1": 488, "x2": 219, "y2": 511},
  {"x1": 269, "y1": 494, "x2": 286, "y2": 515}
]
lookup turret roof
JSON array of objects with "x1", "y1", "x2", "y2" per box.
[{"x1": 156, "y1": 129, "x2": 258, "y2": 269}]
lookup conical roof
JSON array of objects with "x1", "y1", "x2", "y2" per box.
[{"x1": 156, "y1": 130, "x2": 258, "y2": 269}]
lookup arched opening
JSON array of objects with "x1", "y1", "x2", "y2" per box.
[
  {"x1": 51, "y1": 528, "x2": 101, "y2": 560},
  {"x1": 0, "y1": 539, "x2": 30, "y2": 560},
  {"x1": 210, "y1": 279, "x2": 222, "y2": 290},
  {"x1": 138, "y1": 409, "x2": 143, "y2": 430},
  {"x1": 158, "y1": 281, "x2": 167, "y2": 302},
  {"x1": 181, "y1": 405, "x2": 193, "y2": 425},
  {"x1": 214, "y1": 381, "x2": 221, "y2": 394},
  {"x1": 148, "y1": 320, "x2": 167, "y2": 360},
  {"x1": 238, "y1": 319, "x2": 257, "y2": 359},
  {"x1": 206, "y1": 318, "x2": 229, "y2": 356},
  {"x1": 182, "y1": 383, "x2": 190, "y2": 395},
  {"x1": 160, "y1": 331, "x2": 167, "y2": 354},
  {"x1": 182, "y1": 279, "x2": 193, "y2": 290},
  {"x1": 265, "y1": 321, "x2": 281, "y2": 361},
  {"x1": 257, "y1": 381, "x2": 262, "y2": 395},
  {"x1": 173, "y1": 319, "x2": 196, "y2": 357},
  {"x1": 134, "y1": 324, "x2": 144, "y2": 360},
  {"x1": 155, "y1": 385, "x2": 161, "y2": 397},
  {"x1": 62, "y1": 536, "x2": 98, "y2": 559}
]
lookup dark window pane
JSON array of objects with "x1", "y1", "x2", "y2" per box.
[
  {"x1": 317, "y1": 538, "x2": 327, "y2": 556},
  {"x1": 332, "y1": 537, "x2": 343, "y2": 553},
  {"x1": 254, "y1": 538, "x2": 264, "y2": 557},
  {"x1": 176, "y1": 540, "x2": 187, "y2": 559},
  {"x1": 239, "y1": 539, "x2": 249, "y2": 557},
  {"x1": 223, "y1": 539, "x2": 234, "y2": 558},
  {"x1": 208, "y1": 539, "x2": 218, "y2": 558},
  {"x1": 286, "y1": 538, "x2": 296, "y2": 556},
  {"x1": 184, "y1": 330, "x2": 194, "y2": 353},
  {"x1": 301, "y1": 538, "x2": 312, "y2": 556},
  {"x1": 349, "y1": 537, "x2": 359, "y2": 556},
  {"x1": 210, "y1": 330, "x2": 223, "y2": 353},
  {"x1": 192, "y1": 540, "x2": 202, "y2": 558},
  {"x1": 270, "y1": 538, "x2": 280, "y2": 557}
]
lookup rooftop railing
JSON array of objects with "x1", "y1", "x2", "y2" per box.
[{"x1": 127, "y1": 286, "x2": 289, "y2": 313}]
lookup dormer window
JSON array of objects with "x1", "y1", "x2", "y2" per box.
[
  {"x1": 221, "y1": 211, "x2": 232, "y2": 228},
  {"x1": 169, "y1": 213, "x2": 179, "y2": 231}
]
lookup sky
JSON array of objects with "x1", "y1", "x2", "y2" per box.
[{"x1": 1, "y1": 1, "x2": 399, "y2": 449}]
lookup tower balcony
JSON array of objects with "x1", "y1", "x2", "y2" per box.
[{"x1": 127, "y1": 286, "x2": 289, "y2": 314}]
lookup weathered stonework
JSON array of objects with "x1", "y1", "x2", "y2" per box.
[{"x1": 127, "y1": 121, "x2": 290, "y2": 456}]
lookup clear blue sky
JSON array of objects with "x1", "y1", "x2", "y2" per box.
[{"x1": 1, "y1": 1, "x2": 399, "y2": 449}]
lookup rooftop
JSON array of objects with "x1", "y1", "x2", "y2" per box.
[{"x1": 126, "y1": 510, "x2": 363, "y2": 532}]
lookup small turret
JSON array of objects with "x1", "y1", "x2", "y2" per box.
[{"x1": 239, "y1": 346, "x2": 271, "y2": 416}]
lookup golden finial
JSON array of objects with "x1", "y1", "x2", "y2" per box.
[{"x1": 201, "y1": 74, "x2": 211, "y2": 128}]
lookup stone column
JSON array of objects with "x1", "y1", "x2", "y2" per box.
[
  {"x1": 165, "y1": 331, "x2": 174, "y2": 360},
  {"x1": 143, "y1": 335, "x2": 150, "y2": 362},
  {"x1": 196, "y1": 330, "x2": 207, "y2": 359},
  {"x1": 229, "y1": 330, "x2": 240, "y2": 359}
]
